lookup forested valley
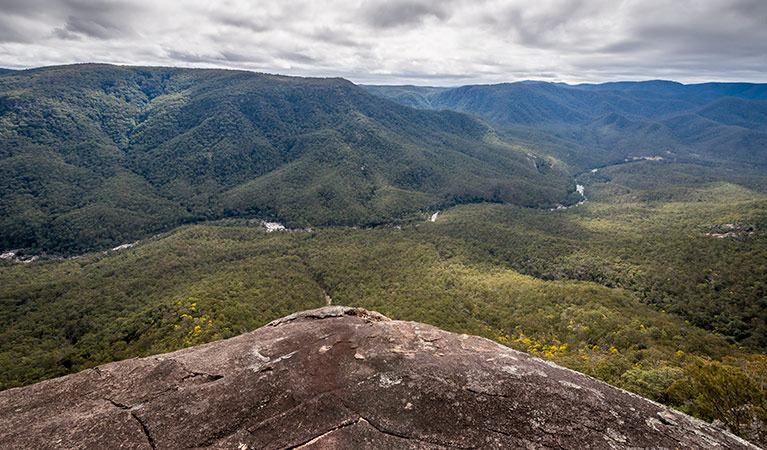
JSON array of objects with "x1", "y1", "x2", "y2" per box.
[{"x1": 2, "y1": 65, "x2": 767, "y2": 443}]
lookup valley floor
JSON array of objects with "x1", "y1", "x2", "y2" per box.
[{"x1": 2, "y1": 160, "x2": 766, "y2": 444}]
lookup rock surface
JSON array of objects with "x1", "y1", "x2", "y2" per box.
[{"x1": 0, "y1": 306, "x2": 758, "y2": 449}]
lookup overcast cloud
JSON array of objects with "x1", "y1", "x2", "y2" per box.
[{"x1": 0, "y1": 0, "x2": 765, "y2": 85}]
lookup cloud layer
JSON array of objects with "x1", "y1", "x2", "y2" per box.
[{"x1": 0, "y1": 0, "x2": 765, "y2": 84}]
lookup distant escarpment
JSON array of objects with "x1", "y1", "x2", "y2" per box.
[
  {"x1": 0, "y1": 306, "x2": 756, "y2": 449},
  {"x1": 365, "y1": 81, "x2": 767, "y2": 170}
]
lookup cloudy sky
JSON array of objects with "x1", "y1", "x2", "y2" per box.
[{"x1": 1, "y1": 0, "x2": 766, "y2": 85}]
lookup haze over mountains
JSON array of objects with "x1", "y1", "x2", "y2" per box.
[{"x1": 365, "y1": 81, "x2": 767, "y2": 170}]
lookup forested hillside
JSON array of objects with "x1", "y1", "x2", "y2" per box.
[
  {"x1": 365, "y1": 81, "x2": 767, "y2": 170},
  {"x1": 0, "y1": 64, "x2": 572, "y2": 254},
  {"x1": 2, "y1": 159, "x2": 767, "y2": 441},
  {"x1": 2, "y1": 65, "x2": 767, "y2": 443}
]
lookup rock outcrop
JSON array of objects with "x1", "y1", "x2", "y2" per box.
[{"x1": 0, "y1": 306, "x2": 758, "y2": 449}]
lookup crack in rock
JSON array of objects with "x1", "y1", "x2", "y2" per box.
[
  {"x1": 2, "y1": 307, "x2": 759, "y2": 450},
  {"x1": 286, "y1": 417, "x2": 360, "y2": 449},
  {"x1": 130, "y1": 412, "x2": 156, "y2": 450}
]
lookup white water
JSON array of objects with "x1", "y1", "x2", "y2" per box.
[
  {"x1": 111, "y1": 241, "x2": 139, "y2": 251},
  {"x1": 550, "y1": 184, "x2": 587, "y2": 211},
  {"x1": 626, "y1": 155, "x2": 664, "y2": 162},
  {"x1": 263, "y1": 221, "x2": 286, "y2": 232},
  {"x1": 0, "y1": 251, "x2": 37, "y2": 263}
]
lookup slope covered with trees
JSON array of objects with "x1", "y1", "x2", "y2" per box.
[
  {"x1": 3, "y1": 66, "x2": 767, "y2": 444},
  {"x1": 365, "y1": 80, "x2": 767, "y2": 171},
  {"x1": 0, "y1": 64, "x2": 572, "y2": 254},
  {"x1": 2, "y1": 160, "x2": 767, "y2": 442}
]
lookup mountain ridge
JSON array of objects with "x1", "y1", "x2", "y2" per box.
[
  {"x1": 364, "y1": 80, "x2": 767, "y2": 170},
  {"x1": 0, "y1": 64, "x2": 572, "y2": 254}
]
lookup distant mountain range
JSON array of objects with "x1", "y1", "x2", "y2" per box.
[
  {"x1": 0, "y1": 65, "x2": 572, "y2": 254},
  {"x1": 364, "y1": 80, "x2": 767, "y2": 170}
]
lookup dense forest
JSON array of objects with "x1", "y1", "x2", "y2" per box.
[
  {"x1": 2, "y1": 65, "x2": 767, "y2": 444},
  {"x1": 2, "y1": 158, "x2": 767, "y2": 442},
  {"x1": 0, "y1": 64, "x2": 572, "y2": 254},
  {"x1": 365, "y1": 80, "x2": 767, "y2": 171}
]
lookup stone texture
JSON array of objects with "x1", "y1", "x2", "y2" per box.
[{"x1": 0, "y1": 306, "x2": 759, "y2": 449}]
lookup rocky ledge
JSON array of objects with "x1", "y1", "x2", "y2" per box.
[{"x1": 0, "y1": 306, "x2": 758, "y2": 449}]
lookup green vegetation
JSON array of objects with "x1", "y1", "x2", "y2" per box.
[
  {"x1": 2, "y1": 66, "x2": 767, "y2": 444},
  {"x1": 433, "y1": 165, "x2": 767, "y2": 349},
  {"x1": 2, "y1": 159, "x2": 766, "y2": 443},
  {"x1": 669, "y1": 359, "x2": 767, "y2": 443},
  {"x1": 0, "y1": 64, "x2": 571, "y2": 254},
  {"x1": 365, "y1": 80, "x2": 767, "y2": 171}
]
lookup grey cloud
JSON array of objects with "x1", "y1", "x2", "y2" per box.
[
  {"x1": 0, "y1": 0, "x2": 137, "y2": 42},
  {"x1": 165, "y1": 48, "x2": 267, "y2": 65},
  {"x1": 597, "y1": 1, "x2": 767, "y2": 63},
  {"x1": 362, "y1": 0, "x2": 453, "y2": 29},
  {"x1": 629, "y1": 3, "x2": 763, "y2": 37},
  {"x1": 309, "y1": 27, "x2": 361, "y2": 47},
  {"x1": 0, "y1": 0, "x2": 56, "y2": 17},
  {"x1": 64, "y1": 15, "x2": 124, "y2": 39},
  {"x1": 633, "y1": 27, "x2": 766, "y2": 58},
  {"x1": 0, "y1": 17, "x2": 34, "y2": 43},
  {"x1": 468, "y1": 0, "x2": 767, "y2": 83},
  {"x1": 599, "y1": 40, "x2": 648, "y2": 54},
  {"x1": 213, "y1": 13, "x2": 269, "y2": 33},
  {"x1": 219, "y1": 51, "x2": 265, "y2": 63},
  {"x1": 0, "y1": 29, "x2": 30, "y2": 43},
  {"x1": 0, "y1": 0, "x2": 765, "y2": 85},
  {"x1": 58, "y1": 0, "x2": 139, "y2": 39},
  {"x1": 165, "y1": 49, "x2": 222, "y2": 64},
  {"x1": 390, "y1": 72, "x2": 474, "y2": 80},
  {"x1": 51, "y1": 27, "x2": 82, "y2": 41},
  {"x1": 481, "y1": 0, "x2": 609, "y2": 49},
  {"x1": 568, "y1": 53, "x2": 760, "y2": 79},
  {"x1": 276, "y1": 51, "x2": 316, "y2": 64},
  {"x1": 720, "y1": 0, "x2": 767, "y2": 17}
]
